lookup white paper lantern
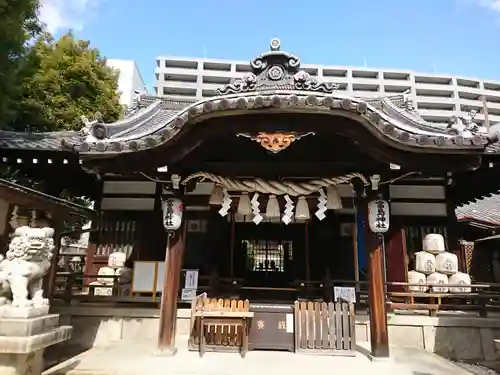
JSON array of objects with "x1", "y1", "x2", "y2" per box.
[
  {"x1": 408, "y1": 270, "x2": 428, "y2": 292},
  {"x1": 448, "y1": 272, "x2": 472, "y2": 293},
  {"x1": 435, "y1": 252, "x2": 458, "y2": 275},
  {"x1": 427, "y1": 272, "x2": 449, "y2": 293},
  {"x1": 414, "y1": 251, "x2": 436, "y2": 275},
  {"x1": 162, "y1": 198, "x2": 184, "y2": 231},
  {"x1": 423, "y1": 233, "x2": 446, "y2": 254},
  {"x1": 367, "y1": 199, "x2": 390, "y2": 233}
]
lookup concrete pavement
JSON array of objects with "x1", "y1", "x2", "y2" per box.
[{"x1": 44, "y1": 336, "x2": 475, "y2": 375}]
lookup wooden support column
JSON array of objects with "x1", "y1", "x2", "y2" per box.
[
  {"x1": 46, "y1": 220, "x2": 64, "y2": 300},
  {"x1": 157, "y1": 221, "x2": 186, "y2": 354},
  {"x1": 354, "y1": 183, "x2": 389, "y2": 358}
]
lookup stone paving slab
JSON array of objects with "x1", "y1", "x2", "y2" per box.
[{"x1": 44, "y1": 337, "x2": 475, "y2": 375}]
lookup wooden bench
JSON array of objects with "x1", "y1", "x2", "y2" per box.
[{"x1": 188, "y1": 295, "x2": 253, "y2": 357}]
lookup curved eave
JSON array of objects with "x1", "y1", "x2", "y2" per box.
[{"x1": 75, "y1": 91, "x2": 488, "y2": 157}]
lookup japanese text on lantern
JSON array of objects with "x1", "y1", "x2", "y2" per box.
[{"x1": 368, "y1": 199, "x2": 390, "y2": 233}]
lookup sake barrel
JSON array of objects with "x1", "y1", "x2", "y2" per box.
[
  {"x1": 408, "y1": 270, "x2": 428, "y2": 292},
  {"x1": 422, "y1": 233, "x2": 446, "y2": 254},
  {"x1": 89, "y1": 281, "x2": 113, "y2": 296},
  {"x1": 449, "y1": 272, "x2": 472, "y2": 293},
  {"x1": 97, "y1": 266, "x2": 116, "y2": 285},
  {"x1": 414, "y1": 251, "x2": 436, "y2": 275},
  {"x1": 427, "y1": 272, "x2": 449, "y2": 293},
  {"x1": 115, "y1": 267, "x2": 133, "y2": 285},
  {"x1": 435, "y1": 252, "x2": 458, "y2": 275},
  {"x1": 108, "y1": 251, "x2": 127, "y2": 268}
]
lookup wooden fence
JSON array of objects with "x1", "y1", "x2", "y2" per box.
[{"x1": 294, "y1": 300, "x2": 356, "y2": 356}]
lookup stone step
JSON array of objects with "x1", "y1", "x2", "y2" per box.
[
  {"x1": 0, "y1": 314, "x2": 60, "y2": 337},
  {"x1": 0, "y1": 305, "x2": 49, "y2": 318},
  {"x1": 0, "y1": 325, "x2": 72, "y2": 354}
]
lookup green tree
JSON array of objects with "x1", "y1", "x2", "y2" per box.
[
  {"x1": 0, "y1": 0, "x2": 41, "y2": 126},
  {"x1": 11, "y1": 32, "x2": 122, "y2": 132}
]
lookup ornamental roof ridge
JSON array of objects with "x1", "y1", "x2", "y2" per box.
[{"x1": 215, "y1": 38, "x2": 339, "y2": 96}]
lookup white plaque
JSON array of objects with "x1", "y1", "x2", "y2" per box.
[
  {"x1": 286, "y1": 313, "x2": 294, "y2": 333},
  {"x1": 184, "y1": 269, "x2": 199, "y2": 289},
  {"x1": 334, "y1": 286, "x2": 356, "y2": 303},
  {"x1": 181, "y1": 288, "x2": 196, "y2": 301}
]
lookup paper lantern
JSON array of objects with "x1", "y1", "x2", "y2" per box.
[
  {"x1": 367, "y1": 199, "x2": 390, "y2": 233},
  {"x1": 162, "y1": 198, "x2": 184, "y2": 231}
]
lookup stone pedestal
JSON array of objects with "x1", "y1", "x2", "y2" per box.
[{"x1": 0, "y1": 305, "x2": 72, "y2": 375}]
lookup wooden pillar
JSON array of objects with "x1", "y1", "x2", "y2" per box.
[
  {"x1": 157, "y1": 222, "x2": 186, "y2": 354},
  {"x1": 445, "y1": 183, "x2": 464, "y2": 271},
  {"x1": 354, "y1": 184, "x2": 389, "y2": 358},
  {"x1": 46, "y1": 221, "x2": 64, "y2": 300}
]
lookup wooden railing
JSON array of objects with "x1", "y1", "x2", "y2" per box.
[{"x1": 53, "y1": 271, "x2": 500, "y2": 317}]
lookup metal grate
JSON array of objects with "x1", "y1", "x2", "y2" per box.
[{"x1": 243, "y1": 240, "x2": 293, "y2": 273}]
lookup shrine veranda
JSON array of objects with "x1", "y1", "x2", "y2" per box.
[{"x1": 2, "y1": 39, "x2": 500, "y2": 359}]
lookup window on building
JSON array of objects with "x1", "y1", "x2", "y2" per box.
[{"x1": 243, "y1": 239, "x2": 293, "y2": 273}]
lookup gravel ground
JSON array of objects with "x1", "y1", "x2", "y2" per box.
[{"x1": 453, "y1": 361, "x2": 500, "y2": 375}]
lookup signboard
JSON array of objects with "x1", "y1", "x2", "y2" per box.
[
  {"x1": 181, "y1": 288, "x2": 197, "y2": 301},
  {"x1": 180, "y1": 269, "x2": 199, "y2": 302},
  {"x1": 184, "y1": 269, "x2": 199, "y2": 289},
  {"x1": 334, "y1": 286, "x2": 356, "y2": 303}
]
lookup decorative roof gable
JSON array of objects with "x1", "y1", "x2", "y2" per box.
[{"x1": 215, "y1": 38, "x2": 338, "y2": 95}]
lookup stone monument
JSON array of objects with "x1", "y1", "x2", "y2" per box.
[{"x1": 0, "y1": 226, "x2": 72, "y2": 375}]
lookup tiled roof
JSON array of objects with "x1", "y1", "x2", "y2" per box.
[
  {"x1": 0, "y1": 130, "x2": 81, "y2": 152},
  {"x1": 456, "y1": 194, "x2": 500, "y2": 226}
]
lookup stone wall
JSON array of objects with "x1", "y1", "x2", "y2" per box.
[{"x1": 50, "y1": 305, "x2": 500, "y2": 362}]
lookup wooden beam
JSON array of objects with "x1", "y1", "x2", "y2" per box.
[
  {"x1": 355, "y1": 185, "x2": 389, "y2": 358},
  {"x1": 157, "y1": 222, "x2": 186, "y2": 354}
]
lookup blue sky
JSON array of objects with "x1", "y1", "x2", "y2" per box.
[{"x1": 41, "y1": 0, "x2": 500, "y2": 91}]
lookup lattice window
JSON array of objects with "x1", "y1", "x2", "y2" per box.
[
  {"x1": 95, "y1": 218, "x2": 138, "y2": 258},
  {"x1": 243, "y1": 239, "x2": 293, "y2": 272}
]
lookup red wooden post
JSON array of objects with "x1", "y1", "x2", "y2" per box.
[
  {"x1": 157, "y1": 222, "x2": 186, "y2": 354},
  {"x1": 355, "y1": 184, "x2": 389, "y2": 358}
]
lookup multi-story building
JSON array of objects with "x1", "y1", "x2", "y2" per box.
[
  {"x1": 154, "y1": 56, "x2": 500, "y2": 126},
  {"x1": 107, "y1": 59, "x2": 148, "y2": 108}
]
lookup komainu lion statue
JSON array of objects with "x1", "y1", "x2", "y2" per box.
[{"x1": 0, "y1": 226, "x2": 55, "y2": 307}]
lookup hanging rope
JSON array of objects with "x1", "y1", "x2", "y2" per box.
[{"x1": 181, "y1": 172, "x2": 368, "y2": 197}]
